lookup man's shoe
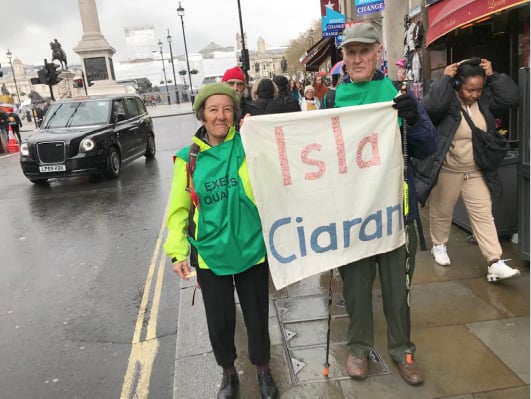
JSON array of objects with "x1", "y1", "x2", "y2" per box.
[
  {"x1": 397, "y1": 359, "x2": 424, "y2": 385},
  {"x1": 257, "y1": 370, "x2": 279, "y2": 399},
  {"x1": 217, "y1": 373, "x2": 239, "y2": 399},
  {"x1": 431, "y1": 244, "x2": 451, "y2": 266},
  {"x1": 487, "y1": 259, "x2": 521, "y2": 282},
  {"x1": 346, "y1": 353, "x2": 368, "y2": 379}
]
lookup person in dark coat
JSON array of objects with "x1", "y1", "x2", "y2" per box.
[
  {"x1": 0, "y1": 110, "x2": 9, "y2": 148},
  {"x1": 245, "y1": 78, "x2": 277, "y2": 116},
  {"x1": 8, "y1": 111, "x2": 23, "y2": 144},
  {"x1": 265, "y1": 75, "x2": 301, "y2": 113},
  {"x1": 33, "y1": 105, "x2": 44, "y2": 128},
  {"x1": 413, "y1": 58, "x2": 520, "y2": 282}
]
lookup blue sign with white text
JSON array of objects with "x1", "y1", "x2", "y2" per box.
[
  {"x1": 322, "y1": 6, "x2": 346, "y2": 37},
  {"x1": 355, "y1": 0, "x2": 385, "y2": 16}
]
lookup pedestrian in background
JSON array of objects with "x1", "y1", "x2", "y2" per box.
[
  {"x1": 295, "y1": 80, "x2": 304, "y2": 99},
  {"x1": 312, "y1": 74, "x2": 329, "y2": 101},
  {"x1": 299, "y1": 85, "x2": 320, "y2": 111},
  {"x1": 265, "y1": 75, "x2": 301, "y2": 114},
  {"x1": 7, "y1": 111, "x2": 23, "y2": 144},
  {"x1": 326, "y1": 22, "x2": 437, "y2": 386},
  {"x1": 0, "y1": 109, "x2": 8, "y2": 148},
  {"x1": 221, "y1": 66, "x2": 249, "y2": 119},
  {"x1": 25, "y1": 107, "x2": 32, "y2": 123},
  {"x1": 42, "y1": 101, "x2": 50, "y2": 115},
  {"x1": 33, "y1": 105, "x2": 44, "y2": 128},
  {"x1": 288, "y1": 79, "x2": 301, "y2": 102},
  {"x1": 164, "y1": 83, "x2": 279, "y2": 399},
  {"x1": 414, "y1": 57, "x2": 521, "y2": 282},
  {"x1": 246, "y1": 78, "x2": 278, "y2": 116},
  {"x1": 221, "y1": 66, "x2": 246, "y2": 97}
]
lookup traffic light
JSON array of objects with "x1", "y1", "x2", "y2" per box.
[
  {"x1": 44, "y1": 62, "x2": 52, "y2": 84},
  {"x1": 240, "y1": 49, "x2": 250, "y2": 72},
  {"x1": 43, "y1": 61, "x2": 61, "y2": 85},
  {"x1": 47, "y1": 62, "x2": 62, "y2": 85},
  {"x1": 73, "y1": 78, "x2": 84, "y2": 88},
  {"x1": 37, "y1": 68, "x2": 47, "y2": 84}
]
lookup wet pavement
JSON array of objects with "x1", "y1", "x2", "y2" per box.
[{"x1": 175, "y1": 213, "x2": 529, "y2": 398}]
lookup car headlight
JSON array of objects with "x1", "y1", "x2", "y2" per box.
[
  {"x1": 80, "y1": 138, "x2": 95, "y2": 152},
  {"x1": 20, "y1": 143, "x2": 29, "y2": 156}
]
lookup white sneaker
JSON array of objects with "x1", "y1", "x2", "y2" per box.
[
  {"x1": 487, "y1": 259, "x2": 521, "y2": 282},
  {"x1": 431, "y1": 244, "x2": 451, "y2": 266}
]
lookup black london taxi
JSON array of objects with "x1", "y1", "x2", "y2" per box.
[{"x1": 19, "y1": 94, "x2": 156, "y2": 184}]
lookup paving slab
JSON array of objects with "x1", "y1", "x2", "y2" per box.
[
  {"x1": 413, "y1": 325, "x2": 524, "y2": 397},
  {"x1": 467, "y1": 317, "x2": 530, "y2": 384},
  {"x1": 408, "y1": 280, "x2": 503, "y2": 328},
  {"x1": 462, "y1": 272, "x2": 530, "y2": 318}
]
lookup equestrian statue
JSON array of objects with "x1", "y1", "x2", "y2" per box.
[{"x1": 50, "y1": 38, "x2": 68, "y2": 70}]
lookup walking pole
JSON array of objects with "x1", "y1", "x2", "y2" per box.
[
  {"x1": 323, "y1": 269, "x2": 334, "y2": 377},
  {"x1": 400, "y1": 83, "x2": 414, "y2": 364}
]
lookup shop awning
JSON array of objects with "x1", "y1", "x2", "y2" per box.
[
  {"x1": 300, "y1": 37, "x2": 335, "y2": 72},
  {"x1": 426, "y1": 0, "x2": 529, "y2": 46}
]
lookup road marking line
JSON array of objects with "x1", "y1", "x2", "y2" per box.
[
  {"x1": 120, "y1": 200, "x2": 170, "y2": 399},
  {"x1": 147, "y1": 256, "x2": 166, "y2": 340}
]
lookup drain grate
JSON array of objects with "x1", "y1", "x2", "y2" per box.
[{"x1": 274, "y1": 294, "x2": 390, "y2": 384}]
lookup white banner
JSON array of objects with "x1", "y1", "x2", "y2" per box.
[{"x1": 240, "y1": 102, "x2": 405, "y2": 289}]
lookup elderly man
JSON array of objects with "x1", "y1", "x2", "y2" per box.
[
  {"x1": 221, "y1": 66, "x2": 249, "y2": 120},
  {"x1": 221, "y1": 66, "x2": 246, "y2": 96},
  {"x1": 326, "y1": 23, "x2": 437, "y2": 386}
]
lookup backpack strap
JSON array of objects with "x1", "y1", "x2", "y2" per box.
[
  {"x1": 186, "y1": 142, "x2": 200, "y2": 210},
  {"x1": 415, "y1": 217, "x2": 427, "y2": 251},
  {"x1": 185, "y1": 143, "x2": 201, "y2": 270}
]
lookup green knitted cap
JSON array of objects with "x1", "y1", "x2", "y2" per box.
[{"x1": 192, "y1": 83, "x2": 239, "y2": 115}]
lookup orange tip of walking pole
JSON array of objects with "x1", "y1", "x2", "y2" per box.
[
  {"x1": 323, "y1": 365, "x2": 330, "y2": 377},
  {"x1": 406, "y1": 353, "x2": 413, "y2": 364}
]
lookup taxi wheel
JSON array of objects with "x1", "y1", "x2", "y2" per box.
[
  {"x1": 145, "y1": 133, "x2": 156, "y2": 159},
  {"x1": 104, "y1": 147, "x2": 121, "y2": 178}
]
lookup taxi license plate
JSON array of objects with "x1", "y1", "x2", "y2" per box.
[{"x1": 39, "y1": 164, "x2": 66, "y2": 173}]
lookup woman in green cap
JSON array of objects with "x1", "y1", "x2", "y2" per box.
[{"x1": 164, "y1": 83, "x2": 278, "y2": 399}]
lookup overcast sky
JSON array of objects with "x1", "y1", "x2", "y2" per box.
[{"x1": 0, "y1": 0, "x2": 319, "y2": 67}]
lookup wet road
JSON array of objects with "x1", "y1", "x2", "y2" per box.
[{"x1": 0, "y1": 115, "x2": 197, "y2": 398}]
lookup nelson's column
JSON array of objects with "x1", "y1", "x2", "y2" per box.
[{"x1": 73, "y1": 0, "x2": 126, "y2": 93}]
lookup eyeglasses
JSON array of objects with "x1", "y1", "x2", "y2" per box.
[{"x1": 226, "y1": 81, "x2": 245, "y2": 88}]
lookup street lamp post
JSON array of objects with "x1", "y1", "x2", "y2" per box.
[
  {"x1": 158, "y1": 40, "x2": 171, "y2": 105},
  {"x1": 6, "y1": 49, "x2": 21, "y2": 104},
  {"x1": 177, "y1": 2, "x2": 194, "y2": 103},
  {"x1": 167, "y1": 29, "x2": 180, "y2": 104},
  {"x1": 305, "y1": 29, "x2": 315, "y2": 84},
  {"x1": 236, "y1": 0, "x2": 249, "y2": 83}
]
